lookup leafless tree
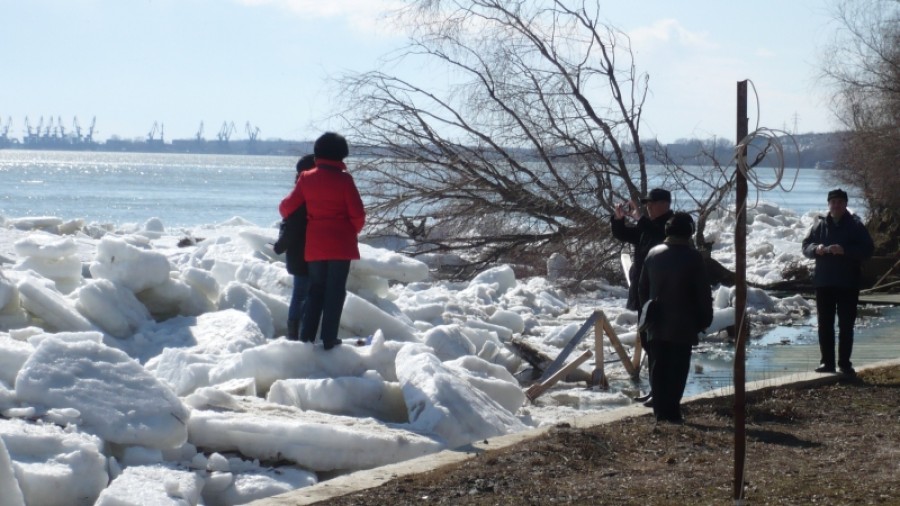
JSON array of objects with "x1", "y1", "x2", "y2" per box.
[
  {"x1": 332, "y1": 0, "x2": 661, "y2": 278},
  {"x1": 821, "y1": 0, "x2": 900, "y2": 253}
]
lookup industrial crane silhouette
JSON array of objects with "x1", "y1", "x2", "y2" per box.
[
  {"x1": 73, "y1": 117, "x2": 83, "y2": 142},
  {"x1": 245, "y1": 121, "x2": 260, "y2": 142},
  {"x1": 147, "y1": 122, "x2": 164, "y2": 143},
  {"x1": 217, "y1": 121, "x2": 236, "y2": 142},
  {"x1": 195, "y1": 122, "x2": 205, "y2": 142},
  {"x1": 0, "y1": 116, "x2": 12, "y2": 146},
  {"x1": 85, "y1": 117, "x2": 96, "y2": 144},
  {"x1": 23, "y1": 117, "x2": 40, "y2": 144}
]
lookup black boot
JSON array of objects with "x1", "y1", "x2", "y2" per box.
[{"x1": 287, "y1": 319, "x2": 300, "y2": 341}]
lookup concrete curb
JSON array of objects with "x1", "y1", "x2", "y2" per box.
[{"x1": 250, "y1": 357, "x2": 900, "y2": 505}]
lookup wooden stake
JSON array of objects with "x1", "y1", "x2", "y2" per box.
[{"x1": 591, "y1": 314, "x2": 609, "y2": 388}]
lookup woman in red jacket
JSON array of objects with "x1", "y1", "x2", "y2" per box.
[{"x1": 279, "y1": 132, "x2": 365, "y2": 350}]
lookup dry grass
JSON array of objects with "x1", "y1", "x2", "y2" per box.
[{"x1": 319, "y1": 365, "x2": 900, "y2": 505}]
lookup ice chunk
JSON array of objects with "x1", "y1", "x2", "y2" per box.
[{"x1": 15, "y1": 338, "x2": 190, "y2": 449}]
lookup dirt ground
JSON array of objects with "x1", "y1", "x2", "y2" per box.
[{"x1": 319, "y1": 365, "x2": 899, "y2": 505}]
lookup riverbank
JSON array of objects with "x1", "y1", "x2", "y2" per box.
[{"x1": 254, "y1": 359, "x2": 900, "y2": 505}]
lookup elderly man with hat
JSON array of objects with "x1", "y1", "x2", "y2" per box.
[
  {"x1": 639, "y1": 212, "x2": 713, "y2": 423},
  {"x1": 801, "y1": 188, "x2": 874, "y2": 376},
  {"x1": 611, "y1": 188, "x2": 674, "y2": 404}
]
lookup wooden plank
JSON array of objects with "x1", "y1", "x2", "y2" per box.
[
  {"x1": 599, "y1": 311, "x2": 639, "y2": 379},
  {"x1": 526, "y1": 349, "x2": 593, "y2": 401},
  {"x1": 508, "y1": 338, "x2": 592, "y2": 383},
  {"x1": 858, "y1": 293, "x2": 900, "y2": 305},
  {"x1": 536, "y1": 312, "x2": 598, "y2": 382}
]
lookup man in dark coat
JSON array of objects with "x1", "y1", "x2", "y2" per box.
[
  {"x1": 801, "y1": 188, "x2": 874, "y2": 376},
  {"x1": 611, "y1": 188, "x2": 674, "y2": 403},
  {"x1": 639, "y1": 212, "x2": 713, "y2": 423}
]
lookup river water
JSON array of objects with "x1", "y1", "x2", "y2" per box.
[{"x1": 0, "y1": 150, "x2": 858, "y2": 228}]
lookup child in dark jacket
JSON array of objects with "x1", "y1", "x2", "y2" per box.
[{"x1": 273, "y1": 154, "x2": 316, "y2": 340}]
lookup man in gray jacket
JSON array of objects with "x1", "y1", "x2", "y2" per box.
[
  {"x1": 639, "y1": 212, "x2": 713, "y2": 423},
  {"x1": 801, "y1": 189, "x2": 874, "y2": 376}
]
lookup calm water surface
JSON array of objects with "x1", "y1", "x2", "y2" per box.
[{"x1": 1, "y1": 150, "x2": 856, "y2": 229}]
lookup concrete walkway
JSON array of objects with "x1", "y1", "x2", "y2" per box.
[{"x1": 250, "y1": 357, "x2": 900, "y2": 506}]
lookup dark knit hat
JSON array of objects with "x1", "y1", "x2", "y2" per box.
[
  {"x1": 313, "y1": 132, "x2": 349, "y2": 161},
  {"x1": 640, "y1": 188, "x2": 671, "y2": 203},
  {"x1": 827, "y1": 188, "x2": 848, "y2": 202},
  {"x1": 295, "y1": 154, "x2": 315, "y2": 173},
  {"x1": 665, "y1": 212, "x2": 695, "y2": 238}
]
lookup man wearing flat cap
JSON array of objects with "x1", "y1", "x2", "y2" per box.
[
  {"x1": 612, "y1": 188, "x2": 674, "y2": 403},
  {"x1": 639, "y1": 212, "x2": 713, "y2": 423},
  {"x1": 802, "y1": 188, "x2": 874, "y2": 376}
]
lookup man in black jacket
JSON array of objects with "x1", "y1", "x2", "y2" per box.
[
  {"x1": 801, "y1": 189, "x2": 874, "y2": 376},
  {"x1": 639, "y1": 212, "x2": 713, "y2": 423},
  {"x1": 611, "y1": 188, "x2": 674, "y2": 403}
]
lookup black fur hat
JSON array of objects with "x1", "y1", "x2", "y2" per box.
[
  {"x1": 314, "y1": 132, "x2": 349, "y2": 161},
  {"x1": 665, "y1": 211, "x2": 695, "y2": 238}
]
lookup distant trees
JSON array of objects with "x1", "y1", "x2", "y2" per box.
[
  {"x1": 821, "y1": 0, "x2": 900, "y2": 253},
  {"x1": 335, "y1": 0, "x2": 656, "y2": 278}
]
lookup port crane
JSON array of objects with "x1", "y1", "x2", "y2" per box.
[
  {"x1": 33, "y1": 117, "x2": 44, "y2": 140},
  {"x1": 195, "y1": 121, "x2": 205, "y2": 142},
  {"x1": 0, "y1": 117, "x2": 11, "y2": 139},
  {"x1": 245, "y1": 121, "x2": 260, "y2": 142},
  {"x1": 73, "y1": 117, "x2": 83, "y2": 142},
  {"x1": 217, "y1": 121, "x2": 236, "y2": 142},
  {"x1": 23, "y1": 117, "x2": 41, "y2": 144},
  {"x1": 147, "y1": 122, "x2": 164, "y2": 143},
  {"x1": 85, "y1": 117, "x2": 97, "y2": 144}
]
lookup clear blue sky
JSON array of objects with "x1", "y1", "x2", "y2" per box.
[{"x1": 1, "y1": 0, "x2": 840, "y2": 144}]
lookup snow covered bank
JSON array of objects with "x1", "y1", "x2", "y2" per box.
[{"x1": 0, "y1": 203, "x2": 828, "y2": 504}]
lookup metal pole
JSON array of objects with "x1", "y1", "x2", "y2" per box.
[{"x1": 734, "y1": 80, "x2": 749, "y2": 502}]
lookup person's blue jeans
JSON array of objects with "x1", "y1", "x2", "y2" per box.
[
  {"x1": 288, "y1": 275, "x2": 309, "y2": 321},
  {"x1": 300, "y1": 260, "x2": 351, "y2": 345}
]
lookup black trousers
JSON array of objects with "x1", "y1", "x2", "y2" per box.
[
  {"x1": 301, "y1": 260, "x2": 351, "y2": 345},
  {"x1": 648, "y1": 340, "x2": 692, "y2": 421},
  {"x1": 815, "y1": 286, "x2": 859, "y2": 369}
]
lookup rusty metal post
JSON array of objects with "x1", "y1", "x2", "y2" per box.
[{"x1": 734, "y1": 80, "x2": 750, "y2": 502}]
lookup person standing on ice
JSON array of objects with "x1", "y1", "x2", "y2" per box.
[
  {"x1": 611, "y1": 188, "x2": 674, "y2": 405},
  {"x1": 801, "y1": 188, "x2": 874, "y2": 376},
  {"x1": 279, "y1": 132, "x2": 366, "y2": 350},
  {"x1": 273, "y1": 154, "x2": 316, "y2": 340},
  {"x1": 638, "y1": 212, "x2": 713, "y2": 424}
]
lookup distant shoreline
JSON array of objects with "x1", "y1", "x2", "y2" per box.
[
  {"x1": 0, "y1": 130, "x2": 844, "y2": 168},
  {"x1": 0, "y1": 139, "x2": 311, "y2": 157}
]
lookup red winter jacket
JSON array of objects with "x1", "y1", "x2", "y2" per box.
[{"x1": 279, "y1": 159, "x2": 366, "y2": 261}]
